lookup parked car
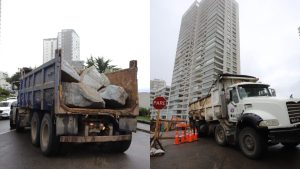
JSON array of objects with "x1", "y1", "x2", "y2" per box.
[{"x1": 0, "y1": 99, "x2": 17, "y2": 119}]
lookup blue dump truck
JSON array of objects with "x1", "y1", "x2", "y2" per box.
[{"x1": 10, "y1": 50, "x2": 139, "y2": 156}]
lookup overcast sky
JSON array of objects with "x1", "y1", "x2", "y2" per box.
[
  {"x1": 0, "y1": 0, "x2": 149, "y2": 92},
  {"x1": 151, "y1": 0, "x2": 300, "y2": 98}
]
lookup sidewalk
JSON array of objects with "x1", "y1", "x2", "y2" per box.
[{"x1": 137, "y1": 122, "x2": 150, "y2": 133}]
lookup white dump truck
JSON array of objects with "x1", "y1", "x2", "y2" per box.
[{"x1": 189, "y1": 74, "x2": 300, "y2": 159}]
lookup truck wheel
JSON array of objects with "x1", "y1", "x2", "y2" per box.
[
  {"x1": 99, "y1": 133, "x2": 132, "y2": 153},
  {"x1": 214, "y1": 124, "x2": 227, "y2": 146},
  {"x1": 198, "y1": 123, "x2": 209, "y2": 137},
  {"x1": 40, "y1": 114, "x2": 59, "y2": 156},
  {"x1": 114, "y1": 138, "x2": 132, "y2": 153},
  {"x1": 281, "y1": 142, "x2": 299, "y2": 148},
  {"x1": 31, "y1": 112, "x2": 41, "y2": 146},
  {"x1": 239, "y1": 127, "x2": 266, "y2": 159},
  {"x1": 16, "y1": 110, "x2": 24, "y2": 132}
]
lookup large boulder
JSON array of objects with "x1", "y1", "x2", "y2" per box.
[
  {"x1": 61, "y1": 59, "x2": 81, "y2": 82},
  {"x1": 62, "y1": 82, "x2": 105, "y2": 108},
  {"x1": 99, "y1": 85, "x2": 128, "y2": 108},
  {"x1": 80, "y1": 66, "x2": 110, "y2": 90}
]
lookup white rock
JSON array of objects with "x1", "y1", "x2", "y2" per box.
[
  {"x1": 99, "y1": 85, "x2": 128, "y2": 108},
  {"x1": 62, "y1": 82, "x2": 105, "y2": 108},
  {"x1": 80, "y1": 66, "x2": 110, "y2": 90}
]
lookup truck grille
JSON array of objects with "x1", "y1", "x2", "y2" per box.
[{"x1": 286, "y1": 101, "x2": 300, "y2": 124}]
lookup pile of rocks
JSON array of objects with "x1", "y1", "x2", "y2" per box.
[{"x1": 61, "y1": 60, "x2": 128, "y2": 109}]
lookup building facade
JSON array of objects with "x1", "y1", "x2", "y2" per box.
[
  {"x1": 58, "y1": 29, "x2": 80, "y2": 62},
  {"x1": 43, "y1": 38, "x2": 57, "y2": 63},
  {"x1": 150, "y1": 79, "x2": 166, "y2": 92},
  {"x1": 43, "y1": 29, "x2": 80, "y2": 64},
  {"x1": 168, "y1": 0, "x2": 240, "y2": 119}
]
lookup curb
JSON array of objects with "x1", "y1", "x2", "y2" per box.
[
  {"x1": 137, "y1": 128, "x2": 150, "y2": 134},
  {"x1": 137, "y1": 119, "x2": 150, "y2": 125}
]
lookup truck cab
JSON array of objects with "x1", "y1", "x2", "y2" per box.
[{"x1": 189, "y1": 74, "x2": 300, "y2": 159}]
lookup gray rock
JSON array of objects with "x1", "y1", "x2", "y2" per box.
[
  {"x1": 80, "y1": 66, "x2": 110, "y2": 90},
  {"x1": 61, "y1": 59, "x2": 81, "y2": 82},
  {"x1": 62, "y1": 82, "x2": 105, "y2": 108},
  {"x1": 99, "y1": 85, "x2": 128, "y2": 108}
]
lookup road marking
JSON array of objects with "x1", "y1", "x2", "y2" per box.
[{"x1": 0, "y1": 129, "x2": 15, "y2": 135}]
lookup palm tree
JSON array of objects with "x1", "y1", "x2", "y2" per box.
[{"x1": 86, "y1": 56, "x2": 120, "y2": 73}]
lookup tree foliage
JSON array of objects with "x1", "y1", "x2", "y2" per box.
[
  {"x1": 0, "y1": 87, "x2": 10, "y2": 101},
  {"x1": 86, "y1": 56, "x2": 121, "y2": 73},
  {"x1": 139, "y1": 107, "x2": 150, "y2": 116},
  {"x1": 6, "y1": 72, "x2": 21, "y2": 84}
]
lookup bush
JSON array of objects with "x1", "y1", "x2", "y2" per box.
[
  {"x1": 0, "y1": 87, "x2": 10, "y2": 101},
  {"x1": 139, "y1": 107, "x2": 149, "y2": 116}
]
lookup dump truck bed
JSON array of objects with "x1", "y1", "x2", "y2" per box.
[{"x1": 18, "y1": 55, "x2": 138, "y2": 117}]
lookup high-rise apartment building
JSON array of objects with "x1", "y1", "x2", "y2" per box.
[
  {"x1": 43, "y1": 29, "x2": 80, "y2": 64},
  {"x1": 43, "y1": 38, "x2": 57, "y2": 63},
  {"x1": 168, "y1": 0, "x2": 240, "y2": 119},
  {"x1": 150, "y1": 79, "x2": 166, "y2": 92},
  {"x1": 58, "y1": 29, "x2": 80, "y2": 62}
]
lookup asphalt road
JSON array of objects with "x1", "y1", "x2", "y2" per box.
[
  {"x1": 151, "y1": 136, "x2": 300, "y2": 169},
  {"x1": 0, "y1": 119, "x2": 10, "y2": 134},
  {"x1": 0, "y1": 119, "x2": 150, "y2": 169}
]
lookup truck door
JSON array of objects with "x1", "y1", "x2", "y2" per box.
[{"x1": 227, "y1": 87, "x2": 240, "y2": 122}]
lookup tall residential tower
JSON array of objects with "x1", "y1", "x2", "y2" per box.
[
  {"x1": 168, "y1": 0, "x2": 240, "y2": 119},
  {"x1": 43, "y1": 29, "x2": 80, "y2": 63}
]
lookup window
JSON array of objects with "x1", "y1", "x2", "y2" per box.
[{"x1": 230, "y1": 88, "x2": 239, "y2": 103}]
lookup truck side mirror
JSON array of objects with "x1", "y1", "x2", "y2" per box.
[
  {"x1": 225, "y1": 91, "x2": 230, "y2": 103},
  {"x1": 270, "y1": 88, "x2": 276, "y2": 96}
]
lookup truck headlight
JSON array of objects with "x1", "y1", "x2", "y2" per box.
[{"x1": 259, "y1": 119, "x2": 279, "y2": 127}]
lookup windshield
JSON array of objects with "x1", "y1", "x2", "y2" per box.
[
  {"x1": 238, "y1": 84, "x2": 271, "y2": 99},
  {"x1": 0, "y1": 102, "x2": 9, "y2": 107}
]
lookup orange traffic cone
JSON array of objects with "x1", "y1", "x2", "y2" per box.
[
  {"x1": 194, "y1": 129, "x2": 198, "y2": 141},
  {"x1": 185, "y1": 128, "x2": 189, "y2": 141},
  {"x1": 174, "y1": 130, "x2": 180, "y2": 145},
  {"x1": 180, "y1": 130, "x2": 185, "y2": 143},
  {"x1": 188, "y1": 128, "x2": 193, "y2": 142}
]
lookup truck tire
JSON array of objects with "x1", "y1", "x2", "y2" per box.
[
  {"x1": 99, "y1": 133, "x2": 132, "y2": 153},
  {"x1": 281, "y1": 142, "x2": 300, "y2": 148},
  {"x1": 31, "y1": 112, "x2": 41, "y2": 146},
  {"x1": 16, "y1": 110, "x2": 24, "y2": 132},
  {"x1": 40, "y1": 114, "x2": 59, "y2": 156},
  {"x1": 238, "y1": 127, "x2": 266, "y2": 159},
  {"x1": 198, "y1": 123, "x2": 209, "y2": 137},
  {"x1": 214, "y1": 124, "x2": 227, "y2": 146},
  {"x1": 114, "y1": 138, "x2": 132, "y2": 153}
]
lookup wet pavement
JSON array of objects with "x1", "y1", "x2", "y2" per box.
[
  {"x1": 137, "y1": 122, "x2": 150, "y2": 133},
  {"x1": 0, "y1": 119, "x2": 10, "y2": 134},
  {"x1": 0, "y1": 120, "x2": 150, "y2": 169},
  {"x1": 151, "y1": 136, "x2": 300, "y2": 169}
]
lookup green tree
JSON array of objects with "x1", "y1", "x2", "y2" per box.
[
  {"x1": 0, "y1": 87, "x2": 10, "y2": 101},
  {"x1": 86, "y1": 56, "x2": 121, "y2": 73},
  {"x1": 6, "y1": 72, "x2": 21, "y2": 84},
  {"x1": 139, "y1": 107, "x2": 150, "y2": 116}
]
